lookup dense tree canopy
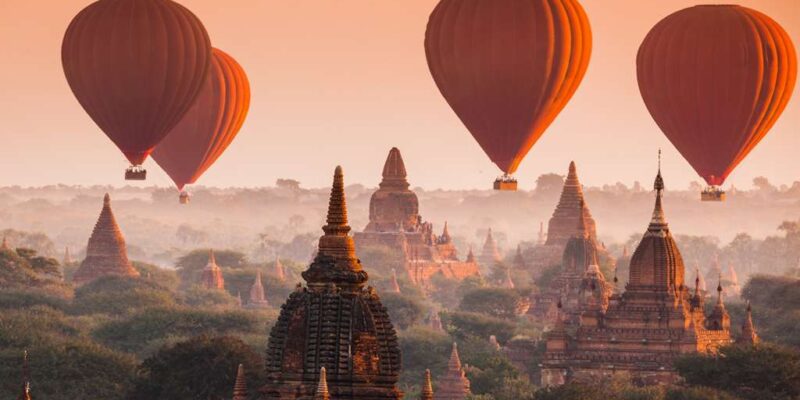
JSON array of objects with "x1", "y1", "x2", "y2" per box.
[{"x1": 72, "y1": 276, "x2": 176, "y2": 316}]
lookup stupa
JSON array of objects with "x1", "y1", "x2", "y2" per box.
[
  {"x1": 541, "y1": 165, "x2": 734, "y2": 386},
  {"x1": 479, "y1": 229, "x2": 502, "y2": 268},
  {"x1": 737, "y1": 302, "x2": 759, "y2": 345},
  {"x1": 354, "y1": 148, "x2": 478, "y2": 286},
  {"x1": 261, "y1": 166, "x2": 402, "y2": 399},
  {"x1": 434, "y1": 343, "x2": 470, "y2": 400},
  {"x1": 421, "y1": 369, "x2": 434, "y2": 400},
  {"x1": 200, "y1": 249, "x2": 225, "y2": 290},
  {"x1": 247, "y1": 270, "x2": 270, "y2": 308},
  {"x1": 72, "y1": 194, "x2": 139, "y2": 285},
  {"x1": 233, "y1": 364, "x2": 248, "y2": 400}
]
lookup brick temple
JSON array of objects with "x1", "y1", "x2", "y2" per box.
[
  {"x1": 354, "y1": 148, "x2": 479, "y2": 286},
  {"x1": 72, "y1": 194, "x2": 139, "y2": 285},
  {"x1": 261, "y1": 166, "x2": 403, "y2": 399},
  {"x1": 541, "y1": 168, "x2": 736, "y2": 386},
  {"x1": 434, "y1": 343, "x2": 470, "y2": 400},
  {"x1": 200, "y1": 249, "x2": 225, "y2": 290}
]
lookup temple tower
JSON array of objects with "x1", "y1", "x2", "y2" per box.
[
  {"x1": 261, "y1": 166, "x2": 402, "y2": 399},
  {"x1": 421, "y1": 369, "x2": 434, "y2": 400},
  {"x1": 390, "y1": 268, "x2": 401, "y2": 294},
  {"x1": 737, "y1": 302, "x2": 759, "y2": 345},
  {"x1": 72, "y1": 194, "x2": 139, "y2": 285},
  {"x1": 233, "y1": 364, "x2": 248, "y2": 400},
  {"x1": 365, "y1": 147, "x2": 419, "y2": 232},
  {"x1": 274, "y1": 257, "x2": 286, "y2": 282},
  {"x1": 200, "y1": 249, "x2": 225, "y2": 290},
  {"x1": 314, "y1": 367, "x2": 330, "y2": 400},
  {"x1": 479, "y1": 229, "x2": 501, "y2": 268},
  {"x1": 248, "y1": 270, "x2": 270, "y2": 308},
  {"x1": 545, "y1": 162, "x2": 597, "y2": 246},
  {"x1": 434, "y1": 343, "x2": 470, "y2": 400},
  {"x1": 63, "y1": 247, "x2": 73, "y2": 265}
]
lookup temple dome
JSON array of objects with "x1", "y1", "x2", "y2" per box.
[
  {"x1": 626, "y1": 168, "x2": 686, "y2": 300},
  {"x1": 261, "y1": 166, "x2": 402, "y2": 400}
]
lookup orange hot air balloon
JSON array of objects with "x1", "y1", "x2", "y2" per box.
[
  {"x1": 637, "y1": 5, "x2": 796, "y2": 201},
  {"x1": 62, "y1": 0, "x2": 212, "y2": 180},
  {"x1": 152, "y1": 48, "x2": 251, "y2": 204},
  {"x1": 425, "y1": 0, "x2": 592, "y2": 190}
]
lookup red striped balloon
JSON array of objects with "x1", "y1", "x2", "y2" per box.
[
  {"x1": 637, "y1": 5, "x2": 797, "y2": 186},
  {"x1": 62, "y1": 0, "x2": 212, "y2": 167},
  {"x1": 153, "y1": 48, "x2": 251, "y2": 191}
]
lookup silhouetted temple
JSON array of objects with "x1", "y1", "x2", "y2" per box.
[
  {"x1": 530, "y1": 201, "x2": 612, "y2": 324},
  {"x1": 354, "y1": 148, "x2": 478, "y2": 286},
  {"x1": 530, "y1": 162, "x2": 601, "y2": 272},
  {"x1": 200, "y1": 249, "x2": 225, "y2": 290},
  {"x1": 541, "y1": 168, "x2": 734, "y2": 386},
  {"x1": 262, "y1": 166, "x2": 402, "y2": 399},
  {"x1": 434, "y1": 343, "x2": 470, "y2": 400},
  {"x1": 73, "y1": 194, "x2": 139, "y2": 285}
]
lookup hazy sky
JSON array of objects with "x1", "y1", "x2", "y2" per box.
[{"x1": 0, "y1": 0, "x2": 797, "y2": 190}]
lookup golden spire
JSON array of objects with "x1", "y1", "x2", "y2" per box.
[
  {"x1": 421, "y1": 369, "x2": 434, "y2": 400},
  {"x1": 738, "y1": 302, "x2": 759, "y2": 345},
  {"x1": 314, "y1": 366, "x2": 330, "y2": 400},
  {"x1": 448, "y1": 342, "x2": 463, "y2": 372},
  {"x1": 232, "y1": 364, "x2": 248, "y2": 400}
]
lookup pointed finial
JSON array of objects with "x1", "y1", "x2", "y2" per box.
[
  {"x1": 314, "y1": 366, "x2": 330, "y2": 400},
  {"x1": 208, "y1": 249, "x2": 217, "y2": 266},
  {"x1": 325, "y1": 166, "x2": 349, "y2": 229},
  {"x1": 654, "y1": 150, "x2": 664, "y2": 192},
  {"x1": 448, "y1": 342, "x2": 463, "y2": 371},
  {"x1": 19, "y1": 350, "x2": 31, "y2": 400},
  {"x1": 568, "y1": 160, "x2": 577, "y2": 176},
  {"x1": 381, "y1": 147, "x2": 409, "y2": 188},
  {"x1": 421, "y1": 369, "x2": 434, "y2": 400},
  {"x1": 232, "y1": 363, "x2": 248, "y2": 400},
  {"x1": 103, "y1": 193, "x2": 111, "y2": 205}
]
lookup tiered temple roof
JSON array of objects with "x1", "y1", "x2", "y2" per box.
[
  {"x1": 541, "y1": 166, "x2": 733, "y2": 386},
  {"x1": 421, "y1": 369, "x2": 434, "y2": 400},
  {"x1": 200, "y1": 250, "x2": 225, "y2": 290},
  {"x1": 72, "y1": 194, "x2": 139, "y2": 285},
  {"x1": 355, "y1": 148, "x2": 478, "y2": 286},
  {"x1": 247, "y1": 270, "x2": 269, "y2": 308},
  {"x1": 434, "y1": 343, "x2": 470, "y2": 400},
  {"x1": 314, "y1": 367, "x2": 330, "y2": 400},
  {"x1": 261, "y1": 166, "x2": 402, "y2": 399},
  {"x1": 545, "y1": 162, "x2": 597, "y2": 246}
]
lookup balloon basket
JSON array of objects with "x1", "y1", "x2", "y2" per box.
[
  {"x1": 493, "y1": 175, "x2": 518, "y2": 191},
  {"x1": 179, "y1": 191, "x2": 190, "y2": 204},
  {"x1": 124, "y1": 166, "x2": 146, "y2": 181},
  {"x1": 701, "y1": 187, "x2": 725, "y2": 202}
]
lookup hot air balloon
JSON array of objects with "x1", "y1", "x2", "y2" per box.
[
  {"x1": 62, "y1": 0, "x2": 212, "y2": 180},
  {"x1": 425, "y1": 0, "x2": 592, "y2": 191},
  {"x1": 637, "y1": 5, "x2": 796, "y2": 201},
  {"x1": 152, "y1": 48, "x2": 251, "y2": 204}
]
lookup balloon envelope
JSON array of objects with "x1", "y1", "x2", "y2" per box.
[
  {"x1": 637, "y1": 5, "x2": 797, "y2": 186},
  {"x1": 425, "y1": 0, "x2": 592, "y2": 175},
  {"x1": 62, "y1": 0, "x2": 212, "y2": 166},
  {"x1": 153, "y1": 48, "x2": 251, "y2": 190}
]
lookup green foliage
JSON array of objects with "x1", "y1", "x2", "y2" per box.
[
  {"x1": 357, "y1": 244, "x2": 406, "y2": 277},
  {"x1": 92, "y1": 306, "x2": 268, "y2": 356},
  {"x1": 0, "y1": 341, "x2": 137, "y2": 400},
  {"x1": 0, "y1": 288, "x2": 70, "y2": 312},
  {"x1": 740, "y1": 275, "x2": 800, "y2": 347},
  {"x1": 0, "y1": 229, "x2": 57, "y2": 257},
  {"x1": 398, "y1": 327, "x2": 452, "y2": 391},
  {"x1": 132, "y1": 261, "x2": 179, "y2": 291},
  {"x1": 459, "y1": 288, "x2": 524, "y2": 320},
  {"x1": 533, "y1": 376, "x2": 665, "y2": 400},
  {"x1": 72, "y1": 276, "x2": 176, "y2": 316},
  {"x1": 222, "y1": 267, "x2": 293, "y2": 305},
  {"x1": 664, "y1": 386, "x2": 742, "y2": 400},
  {"x1": 0, "y1": 247, "x2": 65, "y2": 289},
  {"x1": 443, "y1": 311, "x2": 516, "y2": 344},
  {"x1": 0, "y1": 306, "x2": 83, "y2": 348},
  {"x1": 181, "y1": 286, "x2": 240, "y2": 309},
  {"x1": 460, "y1": 337, "x2": 521, "y2": 396},
  {"x1": 128, "y1": 335, "x2": 263, "y2": 400},
  {"x1": 381, "y1": 292, "x2": 427, "y2": 330},
  {"x1": 674, "y1": 343, "x2": 800, "y2": 400}
]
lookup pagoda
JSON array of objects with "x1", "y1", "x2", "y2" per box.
[
  {"x1": 389, "y1": 268, "x2": 401, "y2": 293},
  {"x1": 200, "y1": 250, "x2": 225, "y2": 290},
  {"x1": 247, "y1": 270, "x2": 270, "y2": 308},
  {"x1": 420, "y1": 369, "x2": 434, "y2": 400},
  {"x1": 530, "y1": 162, "x2": 601, "y2": 272},
  {"x1": 72, "y1": 194, "x2": 139, "y2": 285},
  {"x1": 261, "y1": 166, "x2": 403, "y2": 400},
  {"x1": 354, "y1": 148, "x2": 478, "y2": 286},
  {"x1": 541, "y1": 166, "x2": 734, "y2": 386},
  {"x1": 737, "y1": 302, "x2": 759, "y2": 345},
  {"x1": 479, "y1": 228, "x2": 502, "y2": 268},
  {"x1": 530, "y1": 200, "x2": 612, "y2": 324},
  {"x1": 434, "y1": 343, "x2": 470, "y2": 400},
  {"x1": 274, "y1": 257, "x2": 286, "y2": 282},
  {"x1": 233, "y1": 364, "x2": 248, "y2": 400}
]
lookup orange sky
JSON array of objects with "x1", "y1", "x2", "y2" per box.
[{"x1": 0, "y1": 0, "x2": 797, "y2": 190}]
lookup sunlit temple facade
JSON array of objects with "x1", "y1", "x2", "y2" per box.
[{"x1": 353, "y1": 148, "x2": 479, "y2": 286}]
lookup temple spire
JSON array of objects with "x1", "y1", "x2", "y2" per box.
[
  {"x1": 201, "y1": 249, "x2": 225, "y2": 290},
  {"x1": 303, "y1": 166, "x2": 367, "y2": 289},
  {"x1": 314, "y1": 367, "x2": 330, "y2": 400},
  {"x1": 248, "y1": 270, "x2": 269, "y2": 308},
  {"x1": 390, "y1": 268, "x2": 401, "y2": 293},
  {"x1": 738, "y1": 302, "x2": 759, "y2": 345},
  {"x1": 537, "y1": 221, "x2": 546, "y2": 245},
  {"x1": 466, "y1": 246, "x2": 475, "y2": 263},
  {"x1": 1, "y1": 236, "x2": 8, "y2": 250},
  {"x1": 421, "y1": 369, "x2": 434, "y2": 400},
  {"x1": 448, "y1": 342, "x2": 462, "y2": 371},
  {"x1": 274, "y1": 257, "x2": 285, "y2": 282},
  {"x1": 232, "y1": 364, "x2": 248, "y2": 400},
  {"x1": 19, "y1": 350, "x2": 31, "y2": 400},
  {"x1": 647, "y1": 151, "x2": 668, "y2": 234},
  {"x1": 441, "y1": 221, "x2": 452, "y2": 243},
  {"x1": 380, "y1": 147, "x2": 410, "y2": 189}
]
